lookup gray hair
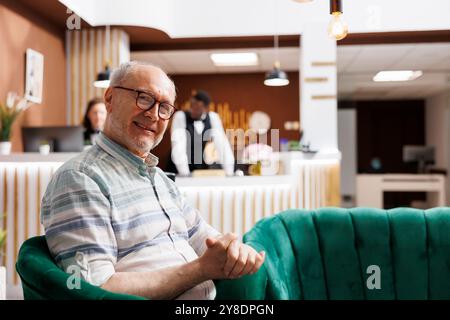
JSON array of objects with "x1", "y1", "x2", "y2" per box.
[{"x1": 110, "y1": 61, "x2": 176, "y2": 99}]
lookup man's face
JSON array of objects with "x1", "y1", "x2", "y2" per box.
[
  {"x1": 189, "y1": 98, "x2": 206, "y2": 120},
  {"x1": 103, "y1": 66, "x2": 175, "y2": 158}
]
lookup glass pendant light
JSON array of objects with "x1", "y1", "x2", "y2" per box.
[{"x1": 264, "y1": 35, "x2": 289, "y2": 87}]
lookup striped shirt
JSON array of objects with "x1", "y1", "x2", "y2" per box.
[{"x1": 41, "y1": 132, "x2": 220, "y2": 299}]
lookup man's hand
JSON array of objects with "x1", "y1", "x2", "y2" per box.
[
  {"x1": 198, "y1": 233, "x2": 265, "y2": 280},
  {"x1": 223, "y1": 239, "x2": 265, "y2": 279}
]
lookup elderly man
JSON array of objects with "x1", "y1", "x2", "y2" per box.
[{"x1": 41, "y1": 61, "x2": 265, "y2": 300}]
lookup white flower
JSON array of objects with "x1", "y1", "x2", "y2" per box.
[
  {"x1": 16, "y1": 98, "x2": 28, "y2": 111},
  {"x1": 6, "y1": 92, "x2": 17, "y2": 109}
]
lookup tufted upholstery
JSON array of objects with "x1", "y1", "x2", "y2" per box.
[
  {"x1": 215, "y1": 207, "x2": 450, "y2": 300},
  {"x1": 16, "y1": 236, "x2": 144, "y2": 300}
]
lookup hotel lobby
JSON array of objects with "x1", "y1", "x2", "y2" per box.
[{"x1": 1, "y1": 0, "x2": 450, "y2": 301}]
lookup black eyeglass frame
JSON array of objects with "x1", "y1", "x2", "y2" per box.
[{"x1": 113, "y1": 85, "x2": 177, "y2": 120}]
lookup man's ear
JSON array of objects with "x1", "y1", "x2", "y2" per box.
[{"x1": 104, "y1": 87, "x2": 113, "y2": 112}]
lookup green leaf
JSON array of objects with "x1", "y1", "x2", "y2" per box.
[{"x1": 0, "y1": 229, "x2": 6, "y2": 250}]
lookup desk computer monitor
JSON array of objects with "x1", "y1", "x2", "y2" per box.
[
  {"x1": 22, "y1": 126, "x2": 84, "y2": 152},
  {"x1": 403, "y1": 145, "x2": 435, "y2": 173}
]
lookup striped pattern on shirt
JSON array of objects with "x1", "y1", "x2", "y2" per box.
[{"x1": 41, "y1": 133, "x2": 220, "y2": 299}]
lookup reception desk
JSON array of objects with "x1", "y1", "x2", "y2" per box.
[
  {"x1": 356, "y1": 174, "x2": 447, "y2": 208},
  {"x1": 0, "y1": 151, "x2": 340, "y2": 295}
]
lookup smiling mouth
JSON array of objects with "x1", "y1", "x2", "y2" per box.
[{"x1": 133, "y1": 121, "x2": 156, "y2": 133}]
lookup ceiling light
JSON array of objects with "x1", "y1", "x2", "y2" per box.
[
  {"x1": 264, "y1": 35, "x2": 289, "y2": 87},
  {"x1": 264, "y1": 61, "x2": 290, "y2": 87},
  {"x1": 210, "y1": 52, "x2": 259, "y2": 66},
  {"x1": 373, "y1": 70, "x2": 423, "y2": 82}
]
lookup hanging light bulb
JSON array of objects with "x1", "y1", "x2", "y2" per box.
[{"x1": 328, "y1": 0, "x2": 348, "y2": 40}]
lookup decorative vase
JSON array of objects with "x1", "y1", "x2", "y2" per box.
[
  {"x1": 39, "y1": 144, "x2": 50, "y2": 155},
  {"x1": 0, "y1": 141, "x2": 11, "y2": 155}
]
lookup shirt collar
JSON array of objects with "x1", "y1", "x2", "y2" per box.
[{"x1": 96, "y1": 132, "x2": 159, "y2": 170}]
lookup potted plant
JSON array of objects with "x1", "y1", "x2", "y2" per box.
[
  {"x1": 0, "y1": 92, "x2": 29, "y2": 155},
  {"x1": 0, "y1": 223, "x2": 6, "y2": 300}
]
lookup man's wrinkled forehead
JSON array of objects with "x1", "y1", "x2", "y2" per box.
[{"x1": 123, "y1": 65, "x2": 176, "y2": 100}]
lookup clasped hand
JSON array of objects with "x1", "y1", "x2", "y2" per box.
[{"x1": 199, "y1": 233, "x2": 265, "y2": 280}]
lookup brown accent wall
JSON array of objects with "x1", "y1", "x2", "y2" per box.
[
  {"x1": 0, "y1": 1, "x2": 66, "y2": 151},
  {"x1": 153, "y1": 72, "x2": 300, "y2": 171}
]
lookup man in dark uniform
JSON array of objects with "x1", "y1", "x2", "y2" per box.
[{"x1": 170, "y1": 90, "x2": 234, "y2": 176}]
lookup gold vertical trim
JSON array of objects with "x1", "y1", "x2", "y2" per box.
[
  {"x1": 241, "y1": 190, "x2": 246, "y2": 235},
  {"x1": 231, "y1": 191, "x2": 236, "y2": 234},
  {"x1": 321, "y1": 167, "x2": 326, "y2": 207},
  {"x1": 303, "y1": 168, "x2": 306, "y2": 209},
  {"x1": 102, "y1": 27, "x2": 106, "y2": 66},
  {"x1": 71, "y1": 32, "x2": 76, "y2": 126},
  {"x1": 93, "y1": 30, "x2": 101, "y2": 96},
  {"x1": 271, "y1": 189, "x2": 275, "y2": 215},
  {"x1": 36, "y1": 167, "x2": 41, "y2": 235},
  {"x1": 310, "y1": 166, "x2": 314, "y2": 209},
  {"x1": 87, "y1": 30, "x2": 92, "y2": 107},
  {"x1": 109, "y1": 28, "x2": 114, "y2": 67},
  {"x1": 208, "y1": 190, "x2": 213, "y2": 226},
  {"x1": 262, "y1": 188, "x2": 266, "y2": 217},
  {"x1": 297, "y1": 186, "x2": 300, "y2": 209},
  {"x1": 78, "y1": 31, "x2": 84, "y2": 124},
  {"x1": 196, "y1": 192, "x2": 200, "y2": 211},
  {"x1": 2, "y1": 168, "x2": 7, "y2": 267},
  {"x1": 116, "y1": 30, "x2": 121, "y2": 66},
  {"x1": 220, "y1": 191, "x2": 224, "y2": 234},
  {"x1": 288, "y1": 188, "x2": 292, "y2": 209},
  {"x1": 252, "y1": 190, "x2": 256, "y2": 226},
  {"x1": 13, "y1": 168, "x2": 18, "y2": 285},
  {"x1": 317, "y1": 167, "x2": 322, "y2": 208},
  {"x1": 25, "y1": 168, "x2": 29, "y2": 240}
]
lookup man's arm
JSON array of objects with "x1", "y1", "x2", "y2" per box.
[
  {"x1": 101, "y1": 233, "x2": 260, "y2": 299},
  {"x1": 101, "y1": 257, "x2": 204, "y2": 300},
  {"x1": 42, "y1": 169, "x2": 118, "y2": 287},
  {"x1": 170, "y1": 111, "x2": 190, "y2": 176},
  {"x1": 209, "y1": 112, "x2": 235, "y2": 176}
]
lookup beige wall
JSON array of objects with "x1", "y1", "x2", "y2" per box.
[
  {"x1": 65, "y1": 28, "x2": 130, "y2": 126},
  {"x1": 0, "y1": 2, "x2": 66, "y2": 152}
]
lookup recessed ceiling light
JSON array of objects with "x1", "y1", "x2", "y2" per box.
[
  {"x1": 373, "y1": 70, "x2": 423, "y2": 82},
  {"x1": 210, "y1": 52, "x2": 259, "y2": 67}
]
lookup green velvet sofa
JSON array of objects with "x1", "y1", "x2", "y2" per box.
[{"x1": 16, "y1": 207, "x2": 450, "y2": 300}]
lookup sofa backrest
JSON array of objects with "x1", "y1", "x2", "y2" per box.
[{"x1": 216, "y1": 207, "x2": 450, "y2": 300}]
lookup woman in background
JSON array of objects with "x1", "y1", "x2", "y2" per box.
[{"x1": 82, "y1": 97, "x2": 107, "y2": 145}]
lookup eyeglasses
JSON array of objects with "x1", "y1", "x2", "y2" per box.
[{"x1": 113, "y1": 86, "x2": 177, "y2": 120}]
